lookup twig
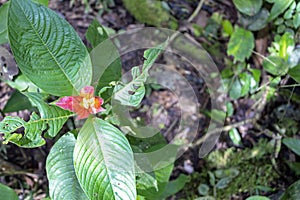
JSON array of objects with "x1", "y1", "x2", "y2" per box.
[{"x1": 188, "y1": 0, "x2": 206, "y2": 23}]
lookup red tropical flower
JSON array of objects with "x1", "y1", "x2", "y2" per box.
[{"x1": 56, "y1": 86, "x2": 105, "y2": 120}]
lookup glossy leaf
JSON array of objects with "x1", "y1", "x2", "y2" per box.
[
  {"x1": 73, "y1": 118, "x2": 136, "y2": 200},
  {"x1": 0, "y1": 183, "x2": 18, "y2": 200},
  {"x1": 227, "y1": 27, "x2": 255, "y2": 63},
  {"x1": 283, "y1": 138, "x2": 300, "y2": 156},
  {"x1": 87, "y1": 19, "x2": 121, "y2": 98},
  {"x1": 46, "y1": 133, "x2": 88, "y2": 200},
  {"x1": 233, "y1": 0, "x2": 262, "y2": 16},
  {"x1": 8, "y1": 0, "x2": 92, "y2": 96},
  {"x1": 247, "y1": 9, "x2": 270, "y2": 31},
  {"x1": 269, "y1": 0, "x2": 294, "y2": 21},
  {"x1": 113, "y1": 42, "x2": 166, "y2": 107},
  {"x1": 280, "y1": 179, "x2": 300, "y2": 200},
  {"x1": 0, "y1": 93, "x2": 72, "y2": 147},
  {"x1": 0, "y1": 2, "x2": 9, "y2": 45}
]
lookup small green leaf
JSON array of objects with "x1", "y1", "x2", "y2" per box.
[
  {"x1": 269, "y1": 0, "x2": 294, "y2": 21},
  {"x1": 198, "y1": 184, "x2": 210, "y2": 196},
  {"x1": 280, "y1": 179, "x2": 300, "y2": 200},
  {"x1": 233, "y1": 0, "x2": 262, "y2": 16},
  {"x1": 226, "y1": 102, "x2": 234, "y2": 117},
  {"x1": 229, "y1": 78, "x2": 242, "y2": 99},
  {"x1": 216, "y1": 177, "x2": 232, "y2": 189},
  {"x1": 8, "y1": 0, "x2": 92, "y2": 96},
  {"x1": 229, "y1": 128, "x2": 242, "y2": 146},
  {"x1": 3, "y1": 90, "x2": 33, "y2": 113},
  {"x1": 288, "y1": 64, "x2": 300, "y2": 83},
  {"x1": 239, "y1": 72, "x2": 251, "y2": 96},
  {"x1": 293, "y1": 13, "x2": 300, "y2": 28},
  {"x1": 0, "y1": 183, "x2": 18, "y2": 200},
  {"x1": 222, "y1": 20, "x2": 233, "y2": 36},
  {"x1": 159, "y1": 174, "x2": 189, "y2": 199},
  {"x1": 46, "y1": 133, "x2": 88, "y2": 200},
  {"x1": 263, "y1": 56, "x2": 288, "y2": 76},
  {"x1": 283, "y1": 138, "x2": 300, "y2": 156},
  {"x1": 227, "y1": 27, "x2": 255, "y2": 63},
  {"x1": 246, "y1": 196, "x2": 270, "y2": 200},
  {"x1": 247, "y1": 9, "x2": 270, "y2": 31},
  {"x1": 113, "y1": 41, "x2": 166, "y2": 107},
  {"x1": 73, "y1": 118, "x2": 136, "y2": 200},
  {"x1": 279, "y1": 32, "x2": 295, "y2": 60}
]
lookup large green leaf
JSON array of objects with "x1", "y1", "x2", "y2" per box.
[
  {"x1": 73, "y1": 118, "x2": 136, "y2": 200},
  {"x1": 233, "y1": 0, "x2": 262, "y2": 16},
  {"x1": 158, "y1": 174, "x2": 189, "y2": 199},
  {"x1": 283, "y1": 138, "x2": 300, "y2": 156},
  {"x1": 0, "y1": 2, "x2": 9, "y2": 45},
  {"x1": 0, "y1": 93, "x2": 72, "y2": 147},
  {"x1": 269, "y1": 0, "x2": 294, "y2": 21},
  {"x1": 227, "y1": 27, "x2": 255, "y2": 63},
  {"x1": 113, "y1": 42, "x2": 166, "y2": 107},
  {"x1": 46, "y1": 133, "x2": 88, "y2": 200},
  {"x1": 87, "y1": 19, "x2": 121, "y2": 98},
  {"x1": 0, "y1": 183, "x2": 18, "y2": 200},
  {"x1": 8, "y1": 0, "x2": 92, "y2": 96}
]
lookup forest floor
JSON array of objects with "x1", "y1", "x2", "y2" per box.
[{"x1": 0, "y1": 0, "x2": 300, "y2": 199}]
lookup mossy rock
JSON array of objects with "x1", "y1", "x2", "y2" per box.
[{"x1": 122, "y1": 0, "x2": 178, "y2": 29}]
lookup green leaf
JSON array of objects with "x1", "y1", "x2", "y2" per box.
[
  {"x1": 113, "y1": 41, "x2": 166, "y2": 107},
  {"x1": 263, "y1": 56, "x2": 288, "y2": 76},
  {"x1": 293, "y1": 12, "x2": 300, "y2": 28},
  {"x1": 3, "y1": 90, "x2": 33, "y2": 113},
  {"x1": 198, "y1": 184, "x2": 210, "y2": 196},
  {"x1": 222, "y1": 20, "x2": 233, "y2": 36},
  {"x1": 0, "y1": 2, "x2": 9, "y2": 45},
  {"x1": 158, "y1": 174, "x2": 189, "y2": 199},
  {"x1": 280, "y1": 179, "x2": 300, "y2": 200},
  {"x1": 0, "y1": 183, "x2": 18, "y2": 200},
  {"x1": 229, "y1": 128, "x2": 242, "y2": 146},
  {"x1": 87, "y1": 19, "x2": 121, "y2": 98},
  {"x1": 246, "y1": 196, "x2": 270, "y2": 200},
  {"x1": 239, "y1": 72, "x2": 251, "y2": 96},
  {"x1": 73, "y1": 118, "x2": 136, "y2": 200},
  {"x1": 215, "y1": 177, "x2": 232, "y2": 189},
  {"x1": 8, "y1": 0, "x2": 92, "y2": 96},
  {"x1": 0, "y1": 93, "x2": 72, "y2": 147},
  {"x1": 247, "y1": 9, "x2": 270, "y2": 31},
  {"x1": 288, "y1": 64, "x2": 300, "y2": 83},
  {"x1": 233, "y1": 0, "x2": 262, "y2": 16},
  {"x1": 227, "y1": 27, "x2": 255, "y2": 63},
  {"x1": 269, "y1": 0, "x2": 294, "y2": 21},
  {"x1": 279, "y1": 32, "x2": 295, "y2": 60},
  {"x1": 229, "y1": 78, "x2": 242, "y2": 99},
  {"x1": 46, "y1": 133, "x2": 88, "y2": 200},
  {"x1": 283, "y1": 138, "x2": 300, "y2": 156},
  {"x1": 6, "y1": 74, "x2": 42, "y2": 93}
]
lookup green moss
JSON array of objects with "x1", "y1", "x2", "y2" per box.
[
  {"x1": 122, "y1": 0, "x2": 178, "y2": 29},
  {"x1": 184, "y1": 140, "x2": 279, "y2": 199}
]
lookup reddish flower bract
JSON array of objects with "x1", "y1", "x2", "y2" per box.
[{"x1": 56, "y1": 86, "x2": 105, "y2": 119}]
